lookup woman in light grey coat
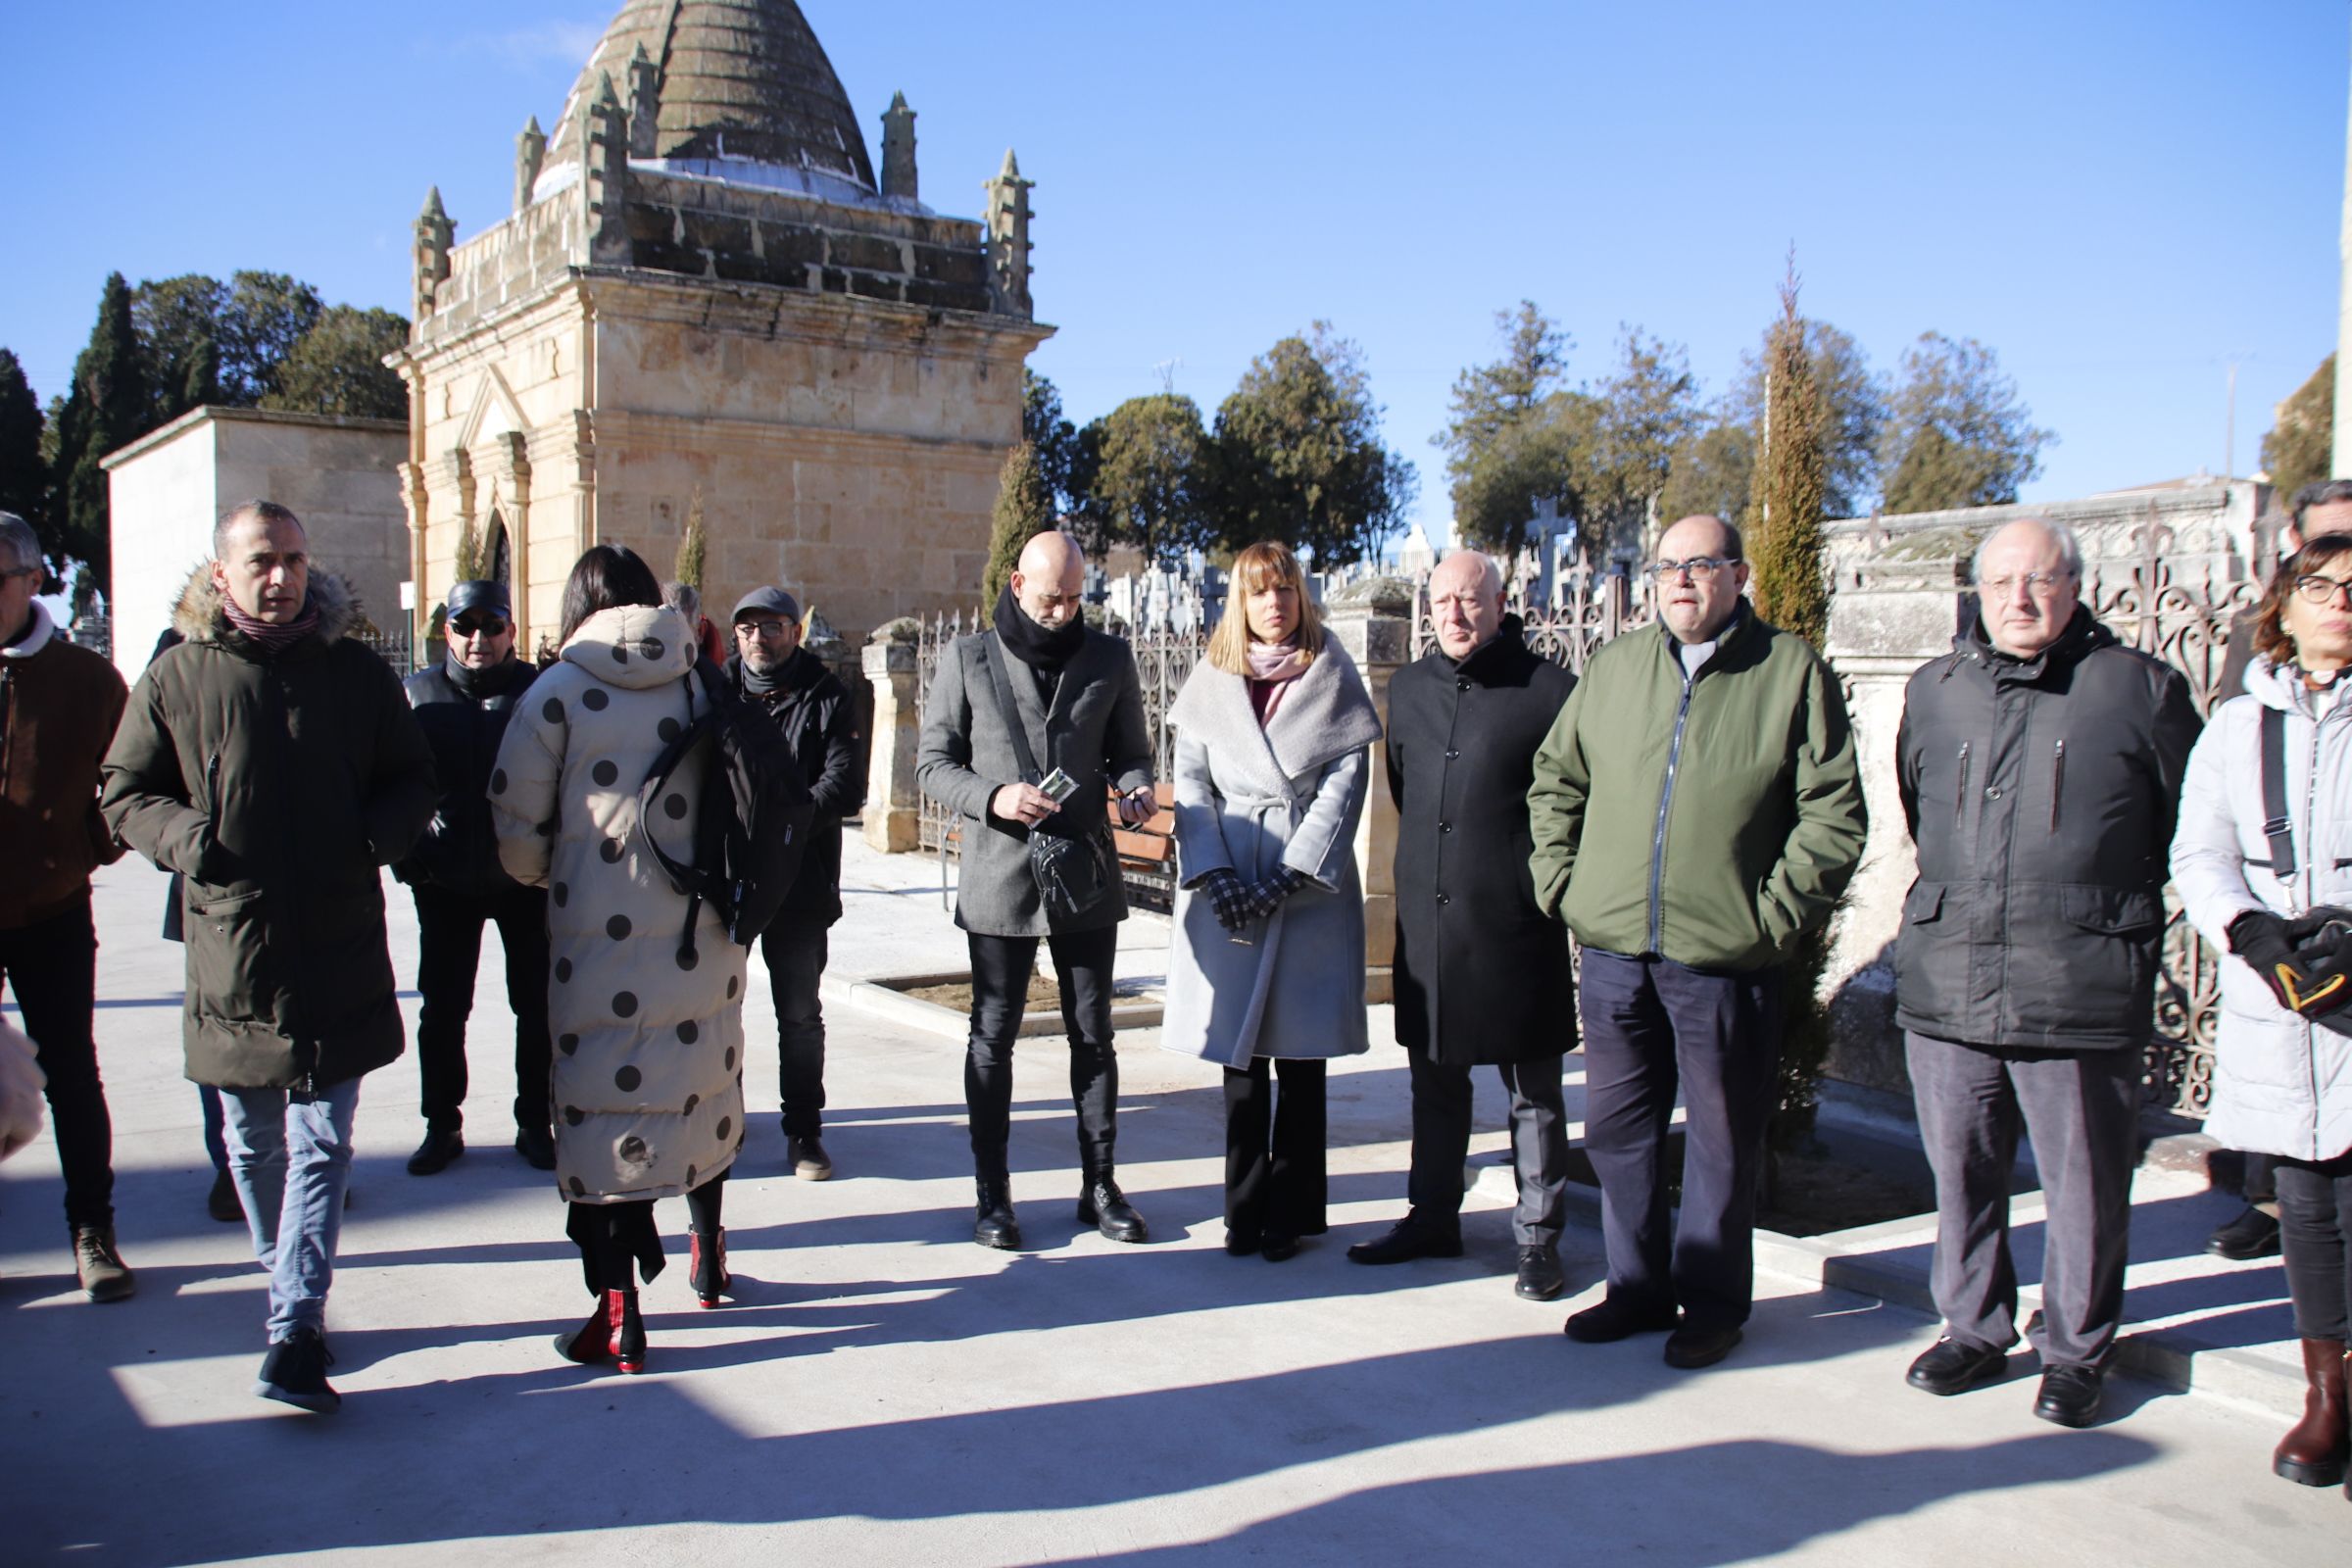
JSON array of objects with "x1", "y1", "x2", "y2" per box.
[
  {"x1": 1164, "y1": 541, "x2": 1383, "y2": 1259},
  {"x1": 492, "y1": 546, "x2": 747, "y2": 1374},
  {"x1": 2173, "y1": 536, "x2": 2352, "y2": 1494}
]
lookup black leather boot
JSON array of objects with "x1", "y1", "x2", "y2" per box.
[
  {"x1": 1077, "y1": 1175, "x2": 1149, "y2": 1244},
  {"x1": 974, "y1": 1178, "x2": 1021, "y2": 1250}
]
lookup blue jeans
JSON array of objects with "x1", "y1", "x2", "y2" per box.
[{"x1": 220, "y1": 1078, "x2": 362, "y2": 1340}]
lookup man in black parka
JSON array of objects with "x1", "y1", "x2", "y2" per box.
[
  {"x1": 727, "y1": 586, "x2": 861, "y2": 1179},
  {"x1": 397, "y1": 578, "x2": 554, "y2": 1175},
  {"x1": 1349, "y1": 550, "x2": 1577, "y2": 1299}
]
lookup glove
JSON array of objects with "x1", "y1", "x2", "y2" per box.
[
  {"x1": 1246, "y1": 866, "x2": 1309, "y2": 919},
  {"x1": 0, "y1": 1019, "x2": 47, "y2": 1161},
  {"x1": 2229, "y1": 908, "x2": 2339, "y2": 1015},
  {"x1": 1199, "y1": 867, "x2": 1253, "y2": 933}
]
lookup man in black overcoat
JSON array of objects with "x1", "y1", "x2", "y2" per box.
[{"x1": 1348, "y1": 550, "x2": 1577, "y2": 1299}]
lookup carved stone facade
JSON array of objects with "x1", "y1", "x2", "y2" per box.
[{"x1": 389, "y1": 0, "x2": 1049, "y2": 653}]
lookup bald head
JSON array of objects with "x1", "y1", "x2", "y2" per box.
[
  {"x1": 1010, "y1": 530, "x2": 1086, "y2": 630},
  {"x1": 1973, "y1": 517, "x2": 2082, "y2": 660},
  {"x1": 1429, "y1": 550, "x2": 1504, "y2": 660}
]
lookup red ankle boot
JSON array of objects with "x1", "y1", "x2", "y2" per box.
[
  {"x1": 609, "y1": 1289, "x2": 647, "y2": 1374},
  {"x1": 689, "y1": 1229, "x2": 730, "y2": 1308},
  {"x1": 2276, "y1": 1338, "x2": 2350, "y2": 1487},
  {"x1": 554, "y1": 1295, "x2": 613, "y2": 1364}
]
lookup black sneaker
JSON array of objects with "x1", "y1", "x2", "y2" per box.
[
  {"x1": 255, "y1": 1325, "x2": 339, "y2": 1413},
  {"x1": 72, "y1": 1225, "x2": 136, "y2": 1302},
  {"x1": 789, "y1": 1135, "x2": 833, "y2": 1181},
  {"x1": 514, "y1": 1126, "x2": 558, "y2": 1171},
  {"x1": 207, "y1": 1169, "x2": 244, "y2": 1224}
]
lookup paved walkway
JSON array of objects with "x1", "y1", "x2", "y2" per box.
[{"x1": 1, "y1": 842, "x2": 2343, "y2": 1565}]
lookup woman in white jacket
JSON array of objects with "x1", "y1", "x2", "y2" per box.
[
  {"x1": 492, "y1": 546, "x2": 748, "y2": 1374},
  {"x1": 1163, "y1": 541, "x2": 1383, "y2": 1260},
  {"x1": 2174, "y1": 535, "x2": 2352, "y2": 1497}
]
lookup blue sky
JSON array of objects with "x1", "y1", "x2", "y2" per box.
[{"x1": 6, "y1": 0, "x2": 2347, "y2": 544}]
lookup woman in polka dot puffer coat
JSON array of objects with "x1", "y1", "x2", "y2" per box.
[{"x1": 490, "y1": 545, "x2": 748, "y2": 1373}]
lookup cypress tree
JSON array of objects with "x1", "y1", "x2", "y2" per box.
[
  {"x1": 983, "y1": 440, "x2": 1052, "y2": 611},
  {"x1": 1746, "y1": 270, "x2": 1829, "y2": 649},
  {"x1": 49, "y1": 273, "x2": 152, "y2": 602},
  {"x1": 0, "y1": 350, "x2": 47, "y2": 551},
  {"x1": 674, "y1": 489, "x2": 707, "y2": 592}
]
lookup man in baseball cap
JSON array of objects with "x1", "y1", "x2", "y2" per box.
[{"x1": 730, "y1": 586, "x2": 860, "y2": 1178}]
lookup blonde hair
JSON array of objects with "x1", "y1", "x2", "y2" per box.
[{"x1": 1209, "y1": 540, "x2": 1322, "y2": 675}]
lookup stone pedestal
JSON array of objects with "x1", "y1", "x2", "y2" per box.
[
  {"x1": 1326, "y1": 578, "x2": 1416, "y2": 1006},
  {"x1": 862, "y1": 619, "x2": 923, "y2": 853},
  {"x1": 1820, "y1": 562, "x2": 1969, "y2": 1095}
]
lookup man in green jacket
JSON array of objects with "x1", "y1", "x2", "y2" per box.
[
  {"x1": 1529, "y1": 514, "x2": 1866, "y2": 1369},
  {"x1": 103, "y1": 501, "x2": 436, "y2": 1414}
]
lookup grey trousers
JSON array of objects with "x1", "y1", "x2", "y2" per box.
[
  {"x1": 1405, "y1": 1053, "x2": 1570, "y2": 1248},
  {"x1": 1905, "y1": 1032, "x2": 2140, "y2": 1370}
]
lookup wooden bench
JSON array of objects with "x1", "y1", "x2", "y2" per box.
[{"x1": 1108, "y1": 782, "x2": 1178, "y2": 873}]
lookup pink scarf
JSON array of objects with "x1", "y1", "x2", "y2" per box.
[{"x1": 1245, "y1": 640, "x2": 1312, "y2": 723}]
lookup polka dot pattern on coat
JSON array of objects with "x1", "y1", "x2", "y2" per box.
[
  {"x1": 564, "y1": 1106, "x2": 584, "y2": 1126},
  {"x1": 600, "y1": 839, "x2": 624, "y2": 864},
  {"x1": 615, "y1": 1064, "x2": 642, "y2": 1093},
  {"x1": 639, "y1": 637, "x2": 665, "y2": 662},
  {"x1": 568, "y1": 1177, "x2": 585, "y2": 1197},
  {"x1": 726, "y1": 975, "x2": 739, "y2": 1000},
  {"x1": 619, "y1": 1135, "x2": 648, "y2": 1163},
  {"x1": 664, "y1": 793, "x2": 688, "y2": 820},
  {"x1": 683, "y1": 1094, "x2": 699, "y2": 1115},
  {"x1": 607, "y1": 914, "x2": 631, "y2": 941},
  {"x1": 542, "y1": 698, "x2": 564, "y2": 724},
  {"x1": 559, "y1": 1033, "x2": 578, "y2": 1055},
  {"x1": 491, "y1": 768, "x2": 509, "y2": 795},
  {"x1": 659, "y1": 716, "x2": 682, "y2": 743},
  {"x1": 553, "y1": 882, "x2": 568, "y2": 907},
  {"x1": 715, "y1": 1116, "x2": 732, "y2": 1144},
  {"x1": 677, "y1": 947, "x2": 699, "y2": 971},
  {"x1": 677, "y1": 1019, "x2": 698, "y2": 1044},
  {"x1": 613, "y1": 991, "x2": 638, "y2": 1018},
  {"x1": 592, "y1": 760, "x2": 619, "y2": 787},
  {"x1": 582, "y1": 688, "x2": 609, "y2": 711},
  {"x1": 612, "y1": 644, "x2": 630, "y2": 665},
  {"x1": 554, "y1": 957, "x2": 573, "y2": 983}
]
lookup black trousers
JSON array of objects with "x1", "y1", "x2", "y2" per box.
[
  {"x1": 2243, "y1": 1150, "x2": 2278, "y2": 1205},
  {"x1": 1225, "y1": 1057, "x2": 1328, "y2": 1243},
  {"x1": 412, "y1": 883, "x2": 553, "y2": 1135},
  {"x1": 0, "y1": 895, "x2": 114, "y2": 1229},
  {"x1": 964, "y1": 927, "x2": 1119, "y2": 1181},
  {"x1": 1406, "y1": 1052, "x2": 1570, "y2": 1248},
  {"x1": 2276, "y1": 1149, "x2": 2352, "y2": 1342},
  {"x1": 1578, "y1": 949, "x2": 1783, "y2": 1332},
  {"x1": 760, "y1": 925, "x2": 829, "y2": 1137}
]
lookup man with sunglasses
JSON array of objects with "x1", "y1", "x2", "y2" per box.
[
  {"x1": 1894, "y1": 516, "x2": 2201, "y2": 1428},
  {"x1": 397, "y1": 579, "x2": 556, "y2": 1174},
  {"x1": 0, "y1": 512, "x2": 135, "y2": 1300},
  {"x1": 728, "y1": 585, "x2": 860, "y2": 1180},
  {"x1": 1529, "y1": 513, "x2": 1866, "y2": 1370}
]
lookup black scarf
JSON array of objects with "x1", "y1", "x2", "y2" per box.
[
  {"x1": 738, "y1": 646, "x2": 820, "y2": 700},
  {"x1": 992, "y1": 583, "x2": 1086, "y2": 675},
  {"x1": 443, "y1": 652, "x2": 530, "y2": 700}
]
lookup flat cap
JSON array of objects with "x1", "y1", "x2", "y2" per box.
[{"x1": 731, "y1": 586, "x2": 801, "y2": 623}]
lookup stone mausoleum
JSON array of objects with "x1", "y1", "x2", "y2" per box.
[{"x1": 390, "y1": 0, "x2": 1051, "y2": 654}]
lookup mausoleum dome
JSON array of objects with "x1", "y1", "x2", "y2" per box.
[{"x1": 551, "y1": 0, "x2": 875, "y2": 190}]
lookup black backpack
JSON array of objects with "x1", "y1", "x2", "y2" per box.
[{"x1": 637, "y1": 658, "x2": 814, "y2": 953}]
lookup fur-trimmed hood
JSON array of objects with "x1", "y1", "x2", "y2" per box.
[{"x1": 170, "y1": 564, "x2": 364, "y2": 646}]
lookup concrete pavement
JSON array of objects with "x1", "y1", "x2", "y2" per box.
[{"x1": 1, "y1": 842, "x2": 2343, "y2": 1565}]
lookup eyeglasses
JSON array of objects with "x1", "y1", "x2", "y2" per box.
[
  {"x1": 1643, "y1": 558, "x2": 1740, "y2": 583},
  {"x1": 2294, "y1": 574, "x2": 2352, "y2": 609},
  {"x1": 1976, "y1": 571, "x2": 2075, "y2": 597},
  {"x1": 736, "y1": 618, "x2": 793, "y2": 639},
  {"x1": 451, "y1": 616, "x2": 509, "y2": 637}
]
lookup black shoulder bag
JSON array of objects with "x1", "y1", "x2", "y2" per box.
[{"x1": 978, "y1": 637, "x2": 1120, "y2": 924}]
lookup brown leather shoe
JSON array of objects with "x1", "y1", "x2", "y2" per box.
[{"x1": 2276, "y1": 1339, "x2": 2350, "y2": 1487}]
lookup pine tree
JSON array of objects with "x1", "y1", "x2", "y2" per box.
[
  {"x1": 453, "y1": 515, "x2": 484, "y2": 582},
  {"x1": 2262, "y1": 354, "x2": 2334, "y2": 504},
  {"x1": 983, "y1": 441, "x2": 1051, "y2": 610},
  {"x1": 1745, "y1": 269, "x2": 1829, "y2": 649},
  {"x1": 48, "y1": 273, "x2": 152, "y2": 601},
  {"x1": 674, "y1": 488, "x2": 707, "y2": 591},
  {"x1": 0, "y1": 350, "x2": 47, "y2": 547}
]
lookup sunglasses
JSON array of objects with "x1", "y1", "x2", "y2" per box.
[{"x1": 451, "y1": 615, "x2": 509, "y2": 637}]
